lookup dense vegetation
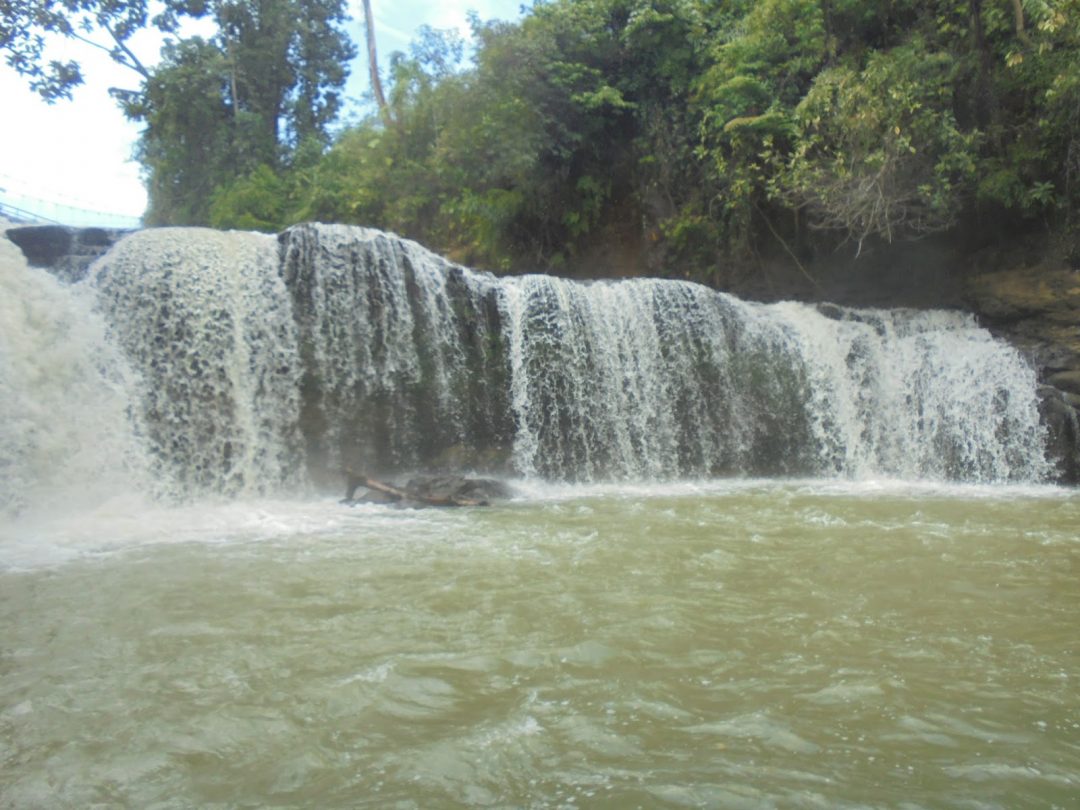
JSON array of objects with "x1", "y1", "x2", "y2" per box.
[
  {"x1": 3, "y1": 0, "x2": 355, "y2": 224},
  {"x1": 6, "y1": 0, "x2": 1080, "y2": 279}
]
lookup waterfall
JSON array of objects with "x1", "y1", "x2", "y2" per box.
[
  {"x1": 0, "y1": 233, "x2": 148, "y2": 515},
  {"x1": 89, "y1": 228, "x2": 304, "y2": 497},
  {"x1": 500, "y1": 277, "x2": 1048, "y2": 482},
  {"x1": 280, "y1": 224, "x2": 511, "y2": 483},
  {"x1": 1, "y1": 222, "x2": 1053, "y2": 507},
  {"x1": 774, "y1": 304, "x2": 1047, "y2": 482}
]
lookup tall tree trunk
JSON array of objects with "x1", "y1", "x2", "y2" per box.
[
  {"x1": 1009, "y1": 0, "x2": 1033, "y2": 47},
  {"x1": 970, "y1": 0, "x2": 1001, "y2": 136},
  {"x1": 361, "y1": 0, "x2": 392, "y2": 126},
  {"x1": 226, "y1": 36, "x2": 239, "y2": 119}
]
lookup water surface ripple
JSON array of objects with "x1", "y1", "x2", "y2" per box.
[{"x1": 2, "y1": 481, "x2": 1078, "y2": 808}]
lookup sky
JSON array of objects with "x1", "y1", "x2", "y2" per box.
[{"x1": 0, "y1": 0, "x2": 525, "y2": 227}]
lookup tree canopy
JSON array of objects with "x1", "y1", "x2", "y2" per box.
[
  {"x1": 6, "y1": 0, "x2": 1080, "y2": 278},
  {"x1": 3, "y1": 0, "x2": 355, "y2": 224}
]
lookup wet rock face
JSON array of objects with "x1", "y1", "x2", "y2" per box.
[
  {"x1": 966, "y1": 265, "x2": 1080, "y2": 369},
  {"x1": 1039, "y1": 388, "x2": 1080, "y2": 483},
  {"x1": 5, "y1": 225, "x2": 134, "y2": 283},
  {"x1": 966, "y1": 265, "x2": 1080, "y2": 483}
]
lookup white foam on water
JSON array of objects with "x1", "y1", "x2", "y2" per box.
[
  {"x1": 2, "y1": 476, "x2": 1067, "y2": 571},
  {"x1": 0, "y1": 495, "x2": 359, "y2": 570},
  {"x1": 507, "y1": 476, "x2": 1073, "y2": 504}
]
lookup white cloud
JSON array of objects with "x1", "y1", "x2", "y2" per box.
[
  {"x1": 424, "y1": 0, "x2": 520, "y2": 34},
  {"x1": 357, "y1": 0, "x2": 523, "y2": 48}
]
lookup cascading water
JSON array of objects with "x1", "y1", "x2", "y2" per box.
[
  {"x1": 0, "y1": 222, "x2": 1053, "y2": 509},
  {"x1": 500, "y1": 277, "x2": 1049, "y2": 482},
  {"x1": 774, "y1": 304, "x2": 1048, "y2": 481},
  {"x1": 280, "y1": 224, "x2": 511, "y2": 483},
  {"x1": 0, "y1": 232, "x2": 148, "y2": 515},
  {"x1": 501, "y1": 277, "x2": 816, "y2": 479},
  {"x1": 89, "y1": 228, "x2": 304, "y2": 497}
]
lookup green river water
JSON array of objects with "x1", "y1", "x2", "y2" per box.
[{"x1": 2, "y1": 480, "x2": 1078, "y2": 808}]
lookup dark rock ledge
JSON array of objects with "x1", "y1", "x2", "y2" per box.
[
  {"x1": 965, "y1": 264, "x2": 1080, "y2": 482},
  {"x1": 5, "y1": 224, "x2": 134, "y2": 283}
]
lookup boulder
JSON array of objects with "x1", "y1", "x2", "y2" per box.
[
  {"x1": 343, "y1": 471, "x2": 514, "y2": 507},
  {"x1": 404, "y1": 474, "x2": 515, "y2": 504}
]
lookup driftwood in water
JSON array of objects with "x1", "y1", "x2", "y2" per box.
[{"x1": 343, "y1": 470, "x2": 494, "y2": 507}]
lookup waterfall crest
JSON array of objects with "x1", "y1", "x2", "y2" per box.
[{"x1": 1, "y1": 222, "x2": 1053, "y2": 508}]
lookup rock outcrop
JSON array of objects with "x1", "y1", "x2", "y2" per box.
[
  {"x1": 965, "y1": 265, "x2": 1080, "y2": 373},
  {"x1": 5, "y1": 225, "x2": 133, "y2": 283},
  {"x1": 965, "y1": 264, "x2": 1080, "y2": 482},
  {"x1": 344, "y1": 472, "x2": 514, "y2": 507}
]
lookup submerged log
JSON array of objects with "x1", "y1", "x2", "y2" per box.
[{"x1": 343, "y1": 470, "x2": 500, "y2": 507}]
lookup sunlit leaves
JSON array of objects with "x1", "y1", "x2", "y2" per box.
[
  {"x1": 780, "y1": 43, "x2": 976, "y2": 247},
  {"x1": 208, "y1": 0, "x2": 1080, "y2": 275}
]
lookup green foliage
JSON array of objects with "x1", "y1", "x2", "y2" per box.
[
  {"x1": 1, "y1": 0, "x2": 153, "y2": 101},
  {"x1": 208, "y1": 164, "x2": 289, "y2": 231},
  {"x1": 691, "y1": 0, "x2": 825, "y2": 254},
  {"x1": 41, "y1": 0, "x2": 1072, "y2": 274},
  {"x1": 975, "y1": 0, "x2": 1080, "y2": 220},
  {"x1": 4, "y1": 0, "x2": 354, "y2": 225},
  {"x1": 134, "y1": 0, "x2": 355, "y2": 225},
  {"x1": 780, "y1": 41, "x2": 977, "y2": 247},
  {"x1": 124, "y1": 38, "x2": 236, "y2": 225},
  {"x1": 263, "y1": 0, "x2": 717, "y2": 271},
  {"x1": 678, "y1": 0, "x2": 1080, "y2": 261}
]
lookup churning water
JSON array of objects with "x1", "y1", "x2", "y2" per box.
[
  {"x1": 2, "y1": 483, "x2": 1078, "y2": 807},
  {"x1": 6, "y1": 222, "x2": 1051, "y2": 506},
  {"x1": 1, "y1": 225, "x2": 1077, "y2": 807}
]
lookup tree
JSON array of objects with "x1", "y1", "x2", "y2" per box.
[
  {"x1": 183, "y1": 0, "x2": 1080, "y2": 277},
  {"x1": 692, "y1": 0, "x2": 828, "y2": 255},
  {"x1": 1, "y1": 0, "x2": 152, "y2": 101},
  {"x1": 123, "y1": 37, "x2": 237, "y2": 225},
  {"x1": 136, "y1": 0, "x2": 356, "y2": 223},
  {"x1": 3, "y1": 0, "x2": 355, "y2": 224},
  {"x1": 778, "y1": 41, "x2": 977, "y2": 252},
  {"x1": 360, "y1": 0, "x2": 390, "y2": 125}
]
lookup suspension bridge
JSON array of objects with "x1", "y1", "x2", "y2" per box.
[{"x1": 0, "y1": 174, "x2": 142, "y2": 229}]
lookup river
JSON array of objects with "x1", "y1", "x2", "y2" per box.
[
  {"x1": 3, "y1": 222, "x2": 1079, "y2": 807},
  {"x1": 2, "y1": 480, "x2": 1077, "y2": 808}
]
